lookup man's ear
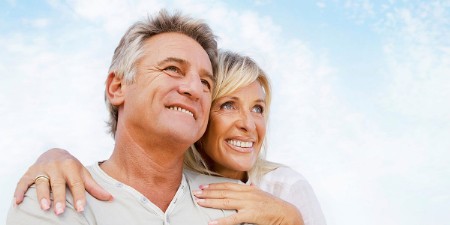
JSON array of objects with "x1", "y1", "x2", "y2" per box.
[{"x1": 106, "y1": 72, "x2": 125, "y2": 106}]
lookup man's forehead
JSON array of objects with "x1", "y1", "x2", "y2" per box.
[{"x1": 141, "y1": 33, "x2": 213, "y2": 75}]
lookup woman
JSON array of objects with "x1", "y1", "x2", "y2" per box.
[{"x1": 14, "y1": 50, "x2": 326, "y2": 225}]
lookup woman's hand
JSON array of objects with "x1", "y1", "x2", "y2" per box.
[
  {"x1": 13, "y1": 148, "x2": 113, "y2": 215},
  {"x1": 193, "y1": 182, "x2": 304, "y2": 225}
]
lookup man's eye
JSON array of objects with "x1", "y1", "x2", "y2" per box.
[
  {"x1": 220, "y1": 101, "x2": 235, "y2": 110},
  {"x1": 252, "y1": 105, "x2": 264, "y2": 114},
  {"x1": 201, "y1": 79, "x2": 211, "y2": 90},
  {"x1": 163, "y1": 66, "x2": 182, "y2": 75}
]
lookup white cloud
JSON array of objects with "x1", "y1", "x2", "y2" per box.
[
  {"x1": 343, "y1": 0, "x2": 375, "y2": 24},
  {"x1": 21, "y1": 18, "x2": 50, "y2": 28},
  {"x1": 375, "y1": 1, "x2": 450, "y2": 121},
  {"x1": 6, "y1": 0, "x2": 16, "y2": 6},
  {"x1": 0, "y1": 16, "x2": 116, "y2": 214},
  {"x1": 326, "y1": 1, "x2": 450, "y2": 224},
  {"x1": 336, "y1": 1, "x2": 450, "y2": 122},
  {"x1": 0, "y1": 0, "x2": 340, "y2": 220},
  {"x1": 2, "y1": 1, "x2": 450, "y2": 225},
  {"x1": 251, "y1": 0, "x2": 272, "y2": 6},
  {"x1": 316, "y1": 1, "x2": 326, "y2": 8}
]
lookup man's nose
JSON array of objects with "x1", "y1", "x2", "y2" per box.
[{"x1": 178, "y1": 73, "x2": 203, "y2": 100}]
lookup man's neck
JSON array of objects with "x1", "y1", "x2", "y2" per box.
[{"x1": 101, "y1": 127, "x2": 189, "y2": 212}]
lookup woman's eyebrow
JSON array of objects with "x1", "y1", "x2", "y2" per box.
[{"x1": 226, "y1": 96, "x2": 265, "y2": 103}]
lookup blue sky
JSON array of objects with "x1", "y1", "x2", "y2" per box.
[{"x1": 1, "y1": 0, "x2": 449, "y2": 224}]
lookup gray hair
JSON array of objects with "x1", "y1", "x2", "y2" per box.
[{"x1": 106, "y1": 10, "x2": 218, "y2": 137}]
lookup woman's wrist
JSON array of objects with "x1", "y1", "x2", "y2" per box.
[{"x1": 280, "y1": 201, "x2": 304, "y2": 225}]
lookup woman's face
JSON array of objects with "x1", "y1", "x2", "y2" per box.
[{"x1": 200, "y1": 81, "x2": 267, "y2": 180}]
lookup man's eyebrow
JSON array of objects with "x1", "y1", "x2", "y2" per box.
[
  {"x1": 156, "y1": 57, "x2": 187, "y2": 66},
  {"x1": 157, "y1": 57, "x2": 214, "y2": 81}
]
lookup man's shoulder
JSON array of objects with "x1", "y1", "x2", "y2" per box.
[
  {"x1": 85, "y1": 162, "x2": 114, "y2": 186},
  {"x1": 6, "y1": 186, "x2": 87, "y2": 225},
  {"x1": 182, "y1": 169, "x2": 238, "y2": 219},
  {"x1": 183, "y1": 168, "x2": 240, "y2": 186}
]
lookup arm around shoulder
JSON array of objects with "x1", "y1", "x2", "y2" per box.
[
  {"x1": 7, "y1": 186, "x2": 89, "y2": 225},
  {"x1": 280, "y1": 200, "x2": 304, "y2": 225}
]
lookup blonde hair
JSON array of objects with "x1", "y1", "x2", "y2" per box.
[
  {"x1": 184, "y1": 50, "x2": 280, "y2": 184},
  {"x1": 106, "y1": 10, "x2": 217, "y2": 137}
]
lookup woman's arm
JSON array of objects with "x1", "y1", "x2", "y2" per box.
[
  {"x1": 268, "y1": 167, "x2": 327, "y2": 225},
  {"x1": 193, "y1": 182, "x2": 304, "y2": 225},
  {"x1": 14, "y1": 148, "x2": 112, "y2": 214}
]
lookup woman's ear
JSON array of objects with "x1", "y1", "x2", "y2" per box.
[{"x1": 106, "y1": 72, "x2": 125, "y2": 106}]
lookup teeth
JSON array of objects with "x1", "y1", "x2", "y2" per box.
[
  {"x1": 227, "y1": 139, "x2": 253, "y2": 148},
  {"x1": 169, "y1": 106, "x2": 193, "y2": 117}
]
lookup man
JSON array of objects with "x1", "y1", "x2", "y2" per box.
[{"x1": 7, "y1": 10, "x2": 237, "y2": 224}]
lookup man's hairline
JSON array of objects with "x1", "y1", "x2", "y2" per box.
[{"x1": 133, "y1": 33, "x2": 215, "y2": 82}]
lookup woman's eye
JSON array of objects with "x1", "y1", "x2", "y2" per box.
[
  {"x1": 220, "y1": 102, "x2": 235, "y2": 110},
  {"x1": 252, "y1": 105, "x2": 264, "y2": 114}
]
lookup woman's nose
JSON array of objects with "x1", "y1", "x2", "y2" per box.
[{"x1": 236, "y1": 111, "x2": 256, "y2": 132}]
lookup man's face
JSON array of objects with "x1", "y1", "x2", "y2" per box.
[{"x1": 119, "y1": 32, "x2": 214, "y2": 148}]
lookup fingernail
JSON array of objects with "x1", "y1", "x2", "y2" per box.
[
  {"x1": 192, "y1": 190, "x2": 202, "y2": 195},
  {"x1": 209, "y1": 220, "x2": 218, "y2": 225},
  {"x1": 196, "y1": 198, "x2": 205, "y2": 203},
  {"x1": 76, "y1": 200, "x2": 84, "y2": 212},
  {"x1": 40, "y1": 198, "x2": 50, "y2": 210},
  {"x1": 199, "y1": 184, "x2": 209, "y2": 189},
  {"x1": 55, "y1": 202, "x2": 64, "y2": 215}
]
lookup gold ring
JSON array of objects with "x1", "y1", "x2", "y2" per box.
[{"x1": 34, "y1": 175, "x2": 50, "y2": 184}]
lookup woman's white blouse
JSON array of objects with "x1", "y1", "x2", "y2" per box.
[{"x1": 258, "y1": 166, "x2": 327, "y2": 225}]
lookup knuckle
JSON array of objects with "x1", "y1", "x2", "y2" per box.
[
  {"x1": 68, "y1": 180, "x2": 84, "y2": 190},
  {"x1": 22, "y1": 173, "x2": 34, "y2": 183},
  {"x1": 223, "y1": 199, "x2": 231, "y2": 207},
  {"x1": 61, "y1": 158, "x2": 80, "y2": 169},
  {"x1": 48, "y1": 148, "x2": 69, "y2": 157},
  {"x1": 47, "y1": 161, "x2": 61, "y2": 171},
  {"x1": 50, "y1": 179, "x2": 66, "y2": 188}
]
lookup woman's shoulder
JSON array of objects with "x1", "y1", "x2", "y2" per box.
[
  {"x1": 262, "y1": 166, "x2": 308, "y2": 184},
  {"x1": 258, "y1": 165, "x2": 315, "y2": 199}
]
